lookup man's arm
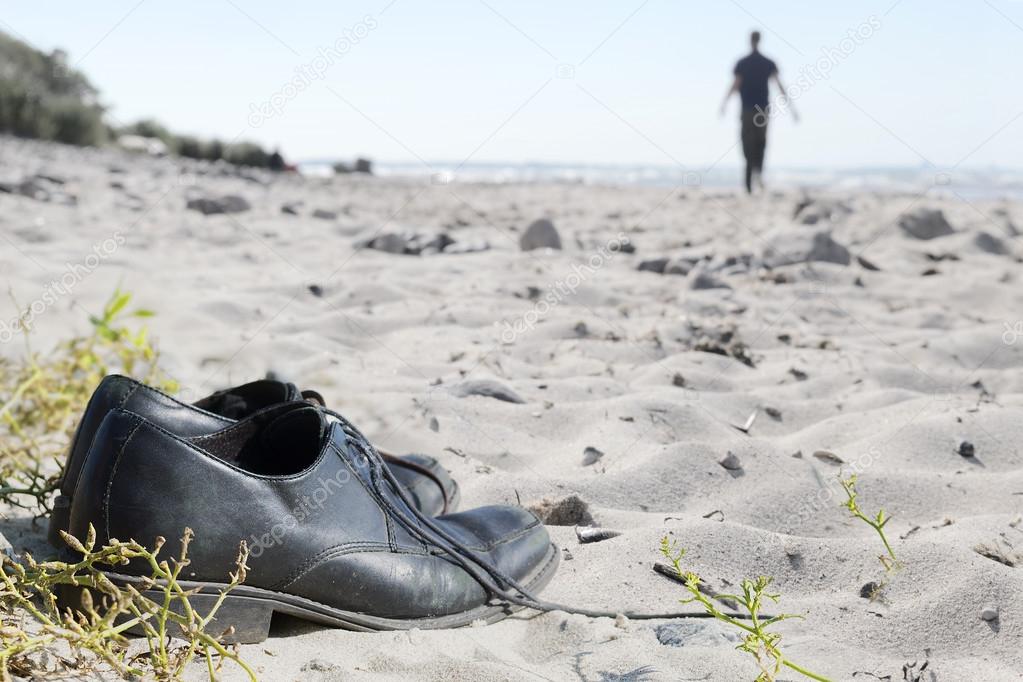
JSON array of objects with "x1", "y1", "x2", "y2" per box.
[
  {"x1": 771, "y1": 70, "x2": 799, "y2": 122},
  {"x1": 720, "y1": 75, "x2": 741, "y2": 117}
]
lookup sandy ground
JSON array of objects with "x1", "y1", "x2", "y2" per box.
[{"x1": 2, "y1": 135, "x2": 1023, "y2": 681}]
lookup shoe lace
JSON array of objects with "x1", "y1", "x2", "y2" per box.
[
  {"x1": 301, "y1": 390, "x2": 452, "y2": 513},
  {"x1": 319, "y1": 406, "x2": 756, "y2": 622}
]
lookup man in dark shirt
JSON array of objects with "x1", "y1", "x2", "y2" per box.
[{"x1": 720, "y1": 31, "x2": 797, "y2": 193}]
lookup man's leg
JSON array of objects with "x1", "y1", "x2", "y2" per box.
[
  {"x1": 753, "y1": 120, "x2": 768, "y2": 189},
  {"x1": 740, "y1": 111, "x2": 756, "y2": 194}
]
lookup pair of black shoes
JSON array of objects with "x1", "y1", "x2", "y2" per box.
[{"x1": 50, "y1": 376, "x2": 559, "y2": 642}]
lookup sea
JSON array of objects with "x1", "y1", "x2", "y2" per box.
[{"x1": 296, "y1": 160, "x2": 1023, "y2": 202}]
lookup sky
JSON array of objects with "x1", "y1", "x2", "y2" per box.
[{"x1": 3, "y1": 1, "x2": 1023, "y2": 170}]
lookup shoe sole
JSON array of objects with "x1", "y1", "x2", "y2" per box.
[{"x1": 57, "y1": 541, "x2": 560, "y2": 643}]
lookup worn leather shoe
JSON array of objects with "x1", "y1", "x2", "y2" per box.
[
  {"x1": 62, "y1": 401, "x2": 558, "y2": 642},
  {"x1": 48, "y1": 375, "x2": 459, "y2": 549}
]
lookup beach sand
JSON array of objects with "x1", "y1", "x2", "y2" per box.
[{"x1": 2, "y1": 135, "x2": 1023, "y2": 680}]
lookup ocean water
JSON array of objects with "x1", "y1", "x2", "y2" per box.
[{"x1": 298, "y1": 160, "x2": 1023, "y2": 201}]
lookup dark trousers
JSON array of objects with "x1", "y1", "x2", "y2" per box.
[{"x1": 740, "y1": 109, "x2": 768, "y2": 193}]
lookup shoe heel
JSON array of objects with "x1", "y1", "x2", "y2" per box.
[{"x1": 56, "y1": 582, "x2": 274, "y2": 644}]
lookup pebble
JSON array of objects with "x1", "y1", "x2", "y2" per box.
[
  {"x1": 958, "y1": 440, "x2": 975, "y2": 458},
  {"x1": 898, "y1": 208, "x2": 955, "y2": 240},
  {"x1": 981, "y1": 606, "x2": 999, "y2": 622},
  {"x1": 582, "y1": 446, "x2": 604, "y2": 466},
  {"x1": 859, "y1": 581, "x2": 881, "y2": 599},
  {"x1": 718, "y1": 451, "x2": 742, "y2": 471},
  {"x1": 637, "y1": 257, "x2": 669, "y2": 273},
  {"x1": 519, "y1": 218, "x2": 562, "y2": 251},
  {"x1": 185, "y1": 194, "x2": 250, "y2": 215}
]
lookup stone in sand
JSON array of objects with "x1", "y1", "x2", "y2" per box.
[
  {"x1": 688, "y1": 270, "x2": 731, "y2": 290},
  {"x1": 186, "y1": 194, "x2": 250, "y2": 215},
  {"x1": 450, "y1": 379, "x2": 525, "y2": 404},
  {"x1": 898, "y1": 208, "x2": 955, "y2": 240},
  {"x1": 312, "y1": 208, "x2": 338, "y2": 220},
  {"x1": 974, "y1": 231, "x2": 1009, "y2": 255},
  {"x1": 718, "y1": 451, "x2": 742, "y2": 471},
  {"x1": 637, "y1": 257, "x2": 669, "y2": 274},
  {"x1": 520, "y1": 218, "x2": 562, "y2": 251},
  {"x1": 581, "y1": 446, "x2": 604, "y2": 466},
  {"x1": 761, "y1": 229, "x2": 851, "y2": 268}
]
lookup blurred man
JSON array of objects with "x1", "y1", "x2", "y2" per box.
[{"x1": 720, "y1": 31, "x2": 797, "y2": 193}]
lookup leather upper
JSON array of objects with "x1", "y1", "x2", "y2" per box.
[{"x1": 66, "y1": 402, "x2": 552, "y2": 619}]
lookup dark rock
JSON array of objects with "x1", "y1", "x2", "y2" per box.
[
  {"x1": 312, "y1": 208, "x2": 337, "y2": 220},
  {"x1": 186, "y1": 194, "x2": 250, "y2": 215},
  {"x1": 974, "y1": 231, "x2": 1009, "y2": 255},
  {"x1": 520, "y1": 218, "x2": 562, "y2": 251},
  {"x1": 308, "y1": 284, "x2": 324, "y2": 297},
  {"x1": 899, "y1": 208, "x2": 955, "y2": 240},
  {"x1": 859, "y1": 581, "x2": 881, "y2": 599},
  {"x1": 281, "y1": 202, "x2": 301, "y2": 215},
  {"x1": 761, "y1": 229, "x2": 850, "y2": 267},
  {"x1": 357, "y1": 230, "x2": 466, "y2": 256},
  {"x1": 957, "y1": 440, "x2": 975, "y2": 458},
  {"x1": 637, "y1": 258, "x2": 669, "y2": 274},
  {"x1": 856, "y1": 255, "x2": 880, "y2": 271},
  {"x1": 689, "y1": 270, "x2": 731, "y2": 290},
  {"x1": 450, "y1": 379, "x2": 525, "y2": 403},
  {"x1": 718, "y1": 451, "x2": 742, "y2": 471},
  {"x1": 354, "y1": 158, "x2": 373, "y2": 174},
  {"x1": 581, "y1": 446, "x2": 604, "y2": 466}
]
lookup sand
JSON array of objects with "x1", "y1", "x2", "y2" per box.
[{"x1": 2, "y1": 135, "x2": 1023, "y2": 681}]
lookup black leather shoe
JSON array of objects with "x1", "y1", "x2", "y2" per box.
[
  {"x1": 48, "y1": 376, "x2": 459, "y2": 549},
  {"x1": 62, "y1": 401, "x2": 558, "y2": 642}
]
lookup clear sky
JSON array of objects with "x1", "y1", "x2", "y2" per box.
[{"x1": 3, "y1": 1, "x2": 1022, "y2": 169}]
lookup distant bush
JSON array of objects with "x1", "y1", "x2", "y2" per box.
[
  {"x1": 202, "y1": 139, "x2": 225, "y2": 161},
  {"x1": 0, "y1": 33, "x2": 106, "y2": 145},
  {"x1": 223, "y1": 141, "x2": 270, "y2": 168},
  {"x1": 0, "y1": 29, "x2": 287, "y2": 169},
  {"x1": 174, "y1": 134, "x2": 203, "y2": 159}
]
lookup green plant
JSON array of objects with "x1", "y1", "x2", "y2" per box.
[
  {"x1": 660, "y1": 538, "x2": 830, "y2": 682},
  {"x1": 0, "y1": 288, "x2": 176, "y2": 513},
  {"x1": 840, "y1": 475, "x2": 899, "y2": 572},
  {"x1": 0, "y1": 526, "x2": 254, "y2": 680}
]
